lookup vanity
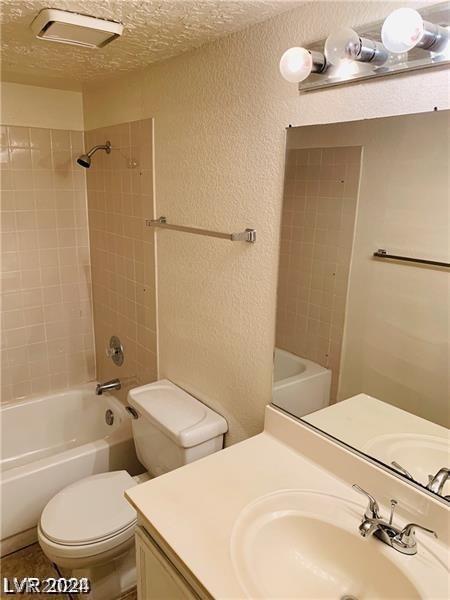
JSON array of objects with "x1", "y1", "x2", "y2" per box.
[{"x1": 126, "y1": 404, "x2": 449, "y2": 599}]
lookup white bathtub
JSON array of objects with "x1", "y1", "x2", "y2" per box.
[
  {"x1": 273, "y1": 348, "x2": 331, "y2": 417},
  {"x1": 0, "y1": 383, "x2": 142, "y2": 556}
]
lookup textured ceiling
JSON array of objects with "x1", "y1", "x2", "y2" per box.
[{"x1": 0, "y1": 0, "x2": 299, "y2": 89}]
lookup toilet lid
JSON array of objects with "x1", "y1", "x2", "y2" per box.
[{"x1": 40, "y1": 471, "x2": 137, "y2": 545}]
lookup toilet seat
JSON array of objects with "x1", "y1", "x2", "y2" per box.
[{"x1": 39, "y1": 471, "x2": 137, "y2": 560}]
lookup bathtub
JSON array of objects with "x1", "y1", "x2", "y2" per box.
[
  {"x1": 273, "y1": 348, "x2": 331, "y2": 417},
  {"x1": 0, "y1": 383, "x2": 142, "y2": 556}
]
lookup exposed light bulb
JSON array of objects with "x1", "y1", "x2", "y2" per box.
[
  {"x1": 333, "y1": 59, "x2": 361, "y2": 78},
  {"x1": 382, "y1": 8, "x2": 449, "y2": 54},
  {"x1": 381, "y1": 8, "x2": 424, "y2": 53},
  {"x1": 279, "y1": 47, "x2": 313, "y2": 83},
  {"x1": 324, "y1": 28, "x2": 361, "y2": 64},
  {"x1": 325, "y1": 28, "x2": 388, "y2": 66}
]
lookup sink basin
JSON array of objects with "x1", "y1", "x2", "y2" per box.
[
  {"x1": 231, "y1": 490, "x2": 446, "y2": 599},
  {"x1": 362, "y1": 434, "x2": 450, "y2": 496}
]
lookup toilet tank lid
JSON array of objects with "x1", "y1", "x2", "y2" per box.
[{"x1": 128, "y1": 380, "x2": 228, "y2": 448}]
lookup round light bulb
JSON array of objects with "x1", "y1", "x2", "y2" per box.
[
  {"x1": 381, "y1": 8, "x2": 424, "y2": 53},
  {"x1": 324, "y1": 28, "x2": 361, "y2": 64},
  {"x1": 279, "y1": 47, "x2": 313, "y2": 83}
]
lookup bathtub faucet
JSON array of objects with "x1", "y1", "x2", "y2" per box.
[{"x1": 96, "y1": 379, "x2": 121, "y2": 395}]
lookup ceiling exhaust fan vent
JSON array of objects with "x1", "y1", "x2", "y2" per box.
[{"x1": 30, "y1": 8, "x2": 123, "y2": 49}]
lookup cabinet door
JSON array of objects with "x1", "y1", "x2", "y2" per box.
[{"x1": 135, "y1": 526, "x2": 199, "y2": 600}]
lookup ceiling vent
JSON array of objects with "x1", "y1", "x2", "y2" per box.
[{"x1": 30, "y1": 8, "x2": 123, "y2": 49}]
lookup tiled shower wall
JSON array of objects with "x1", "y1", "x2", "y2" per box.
[
  {"x1": 86, "y1": 119, "x2": 157, "y2": 401},
  {"x1": 276, "y1": 146, "x2": 361, "y2": 401},
  {"x1": 1, "y1": 125, "x2": 95, "y2": 402}
]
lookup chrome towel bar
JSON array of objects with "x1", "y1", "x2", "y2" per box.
[
  {"x1": 145, "y1": 217, "x2": 256, "y2": 243},
  {"x1": 373, "y1": 249, "x2": 449, "y2": 268}
]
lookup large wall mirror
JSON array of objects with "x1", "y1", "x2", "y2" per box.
[{"x1": 273, "y1": 110, "x2": 449, "y2": 503}]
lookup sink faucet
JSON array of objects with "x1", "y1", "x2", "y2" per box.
[
  {"x1": 427, "y1": 468, "x2": 450, "y2": 496},
  {"x1": 352, "y1": 484, "x2": 437, "y2": 555},
  {"x1": 96, "y1": 378, "x2": 121, "y2": 395}
]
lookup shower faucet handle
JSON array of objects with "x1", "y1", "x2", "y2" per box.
[{"x1": 106, "y1": 335, "x2": 124, "y2": 366}]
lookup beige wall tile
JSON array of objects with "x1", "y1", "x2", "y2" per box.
[
  {"x1": 86, "y1": 119, "x2": 157, "y2": 402},
  {"x1": 1, "y1": 125, "x2": 95, "y2": 403}
]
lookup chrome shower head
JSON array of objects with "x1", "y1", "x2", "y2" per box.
[
  {"x1": 77, "y1": 154, "x2": 91, "y2": 168},
  {"x1": 76, "y1": 140, "x2": 111, "y2": 168}
]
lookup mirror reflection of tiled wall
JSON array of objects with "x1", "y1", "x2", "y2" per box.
[{"x1": 276, "y1": 146, "x2": 362, "y2": 401}]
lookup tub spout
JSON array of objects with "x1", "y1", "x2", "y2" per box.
[{"x1": 96, "y1": 379, "x2": 121, "y2": 395}]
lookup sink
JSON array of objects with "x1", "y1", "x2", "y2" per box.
[
  {"x1": 362, "y1": 434, "x2": 450, "y2": 496},
  {"x1": 231, "y1": 490, "x2": 446, "y2": 599}
]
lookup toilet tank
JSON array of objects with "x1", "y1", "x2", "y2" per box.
[{"x1": 127, "y1": 380, "x2": 228, "y2": 476}]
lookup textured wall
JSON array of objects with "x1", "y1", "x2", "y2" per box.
[
  {"x1": 1, "y1": 124, "x2": 94, "y2": 402},
  {"x1": 0, "y1": 83, "x2": 84, "y2": 130},
  {"x1": 277, "y1": 146, "x2": 361, "y2": 402},
  {"x1": 86, "y1": 120, "x2": 157, "y2": 403},
  {"x1": 83, "y1": 1, "x2": 450, "y2": 444}
]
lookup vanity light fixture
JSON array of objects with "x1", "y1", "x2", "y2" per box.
[
  {"x1": 280, "y1": 3, "x2": 449, "y2": 92},
  {"x1": 324, "y1": 27, "x2": 388, "y2": 66},
  {"x1": 279, "y1": 47, "x2": 326, "y2": 83},
  {"x1": 381, "y1": 7, "x2": 449, "y2": 54}
]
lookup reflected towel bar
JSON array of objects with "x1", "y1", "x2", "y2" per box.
[
  {"x1": 373, "y1": 249, "x2": 449, "y2": 268},
  {"x1": 145, "y1": 216, "x2": 256, "y2": 243}
]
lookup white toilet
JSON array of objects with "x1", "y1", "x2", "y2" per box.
[{"x1": 38, "y1": 380, "x2": 227, "y2": 599}]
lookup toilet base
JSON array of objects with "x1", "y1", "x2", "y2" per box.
[{"x1": 56, "y1": 545, "x2": 135, "y2": 600}]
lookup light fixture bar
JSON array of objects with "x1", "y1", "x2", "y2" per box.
[
  {"x1": 296, "y1": 1, "x2": 449, "y2": 92},
  {"x1": 419, "y1": 21, "x2": 449, "y2": 51},
  {"x1": 356, "y1": 37, "x2": 388, "y2": 65},
  {"x1": 310, "y1": 50, "x2": 327, "y2": 73}
]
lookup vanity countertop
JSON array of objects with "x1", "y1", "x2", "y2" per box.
[
  {"x1": 305, "y1": 394, "x2": 449, "y2": 445},
  {"x1": 125, "y1": 406, "x2": 449, "y2": 599}
]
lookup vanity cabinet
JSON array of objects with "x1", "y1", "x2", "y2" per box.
[{"x1": 135, "y1": 526, "x2": 200, "y2": 599}]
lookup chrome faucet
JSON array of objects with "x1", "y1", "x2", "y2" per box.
[
  {"x1": 352, "y1": 484, "x2": 438, "y2": 555},
  {"x1": 427, "y1": 468, "x2": 450, "y2": 497},
  {"x1": 95, "y1": 378, "x2": 121, "y2": 395}
]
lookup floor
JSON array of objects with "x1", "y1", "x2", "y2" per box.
[{"x1": 0, "y1": 543, "x2": 137, "y2": 600}]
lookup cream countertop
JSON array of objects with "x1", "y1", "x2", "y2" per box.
[
  {"x1": 304, "y1": 394, "x2": 449, "y2": 447},
  {"x1": 125, "y1": 406, "x2": 449, "y2": 599}
]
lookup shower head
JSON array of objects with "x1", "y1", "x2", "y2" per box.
[
  {"x1": 77, "y1": 154, "x2": 91, "y2": 168},
  {"x1": 77, "y1": 140, "x2": 111, "y2": 168}
]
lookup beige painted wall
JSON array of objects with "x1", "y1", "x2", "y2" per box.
[
  {"x1": 83, "y1": 1, "x2": 450, "y2": 444},
  {"x1": 287, "y1": 111, "x2": 449, "y2": 428},
  {"x1": 1, "y1": 82, "x2": 84, "y2": 130}
]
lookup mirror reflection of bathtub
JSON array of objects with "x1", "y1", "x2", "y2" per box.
[{"x1": 273, "y1": 348, "x2": 331, "y2": 417}]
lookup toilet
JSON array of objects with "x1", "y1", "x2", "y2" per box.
[{"x1": 38, "y1": 380, "x2": 227, "y2": 599}]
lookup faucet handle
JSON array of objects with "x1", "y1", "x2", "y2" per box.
[
  {"x1": 352, "y1": 484, "x2": 382, "y2": 519},
  {"x1": 391, "y1": 461, "x2": 414, "y2": 481},
  {"x1": 398, "y1": 523, "x2": 438, "y2": 546}
]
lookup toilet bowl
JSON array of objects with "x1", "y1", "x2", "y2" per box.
[
  {"x1": 38, "y1": 470, "x2": 144, "y2": 599},
  {"x1": 38, "y1": 380, "x2": 227, "y2": 599}
]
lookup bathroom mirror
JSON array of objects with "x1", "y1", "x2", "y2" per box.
[{"x1": 273, "y1": 110, "x2": 450, "y2": 502}]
